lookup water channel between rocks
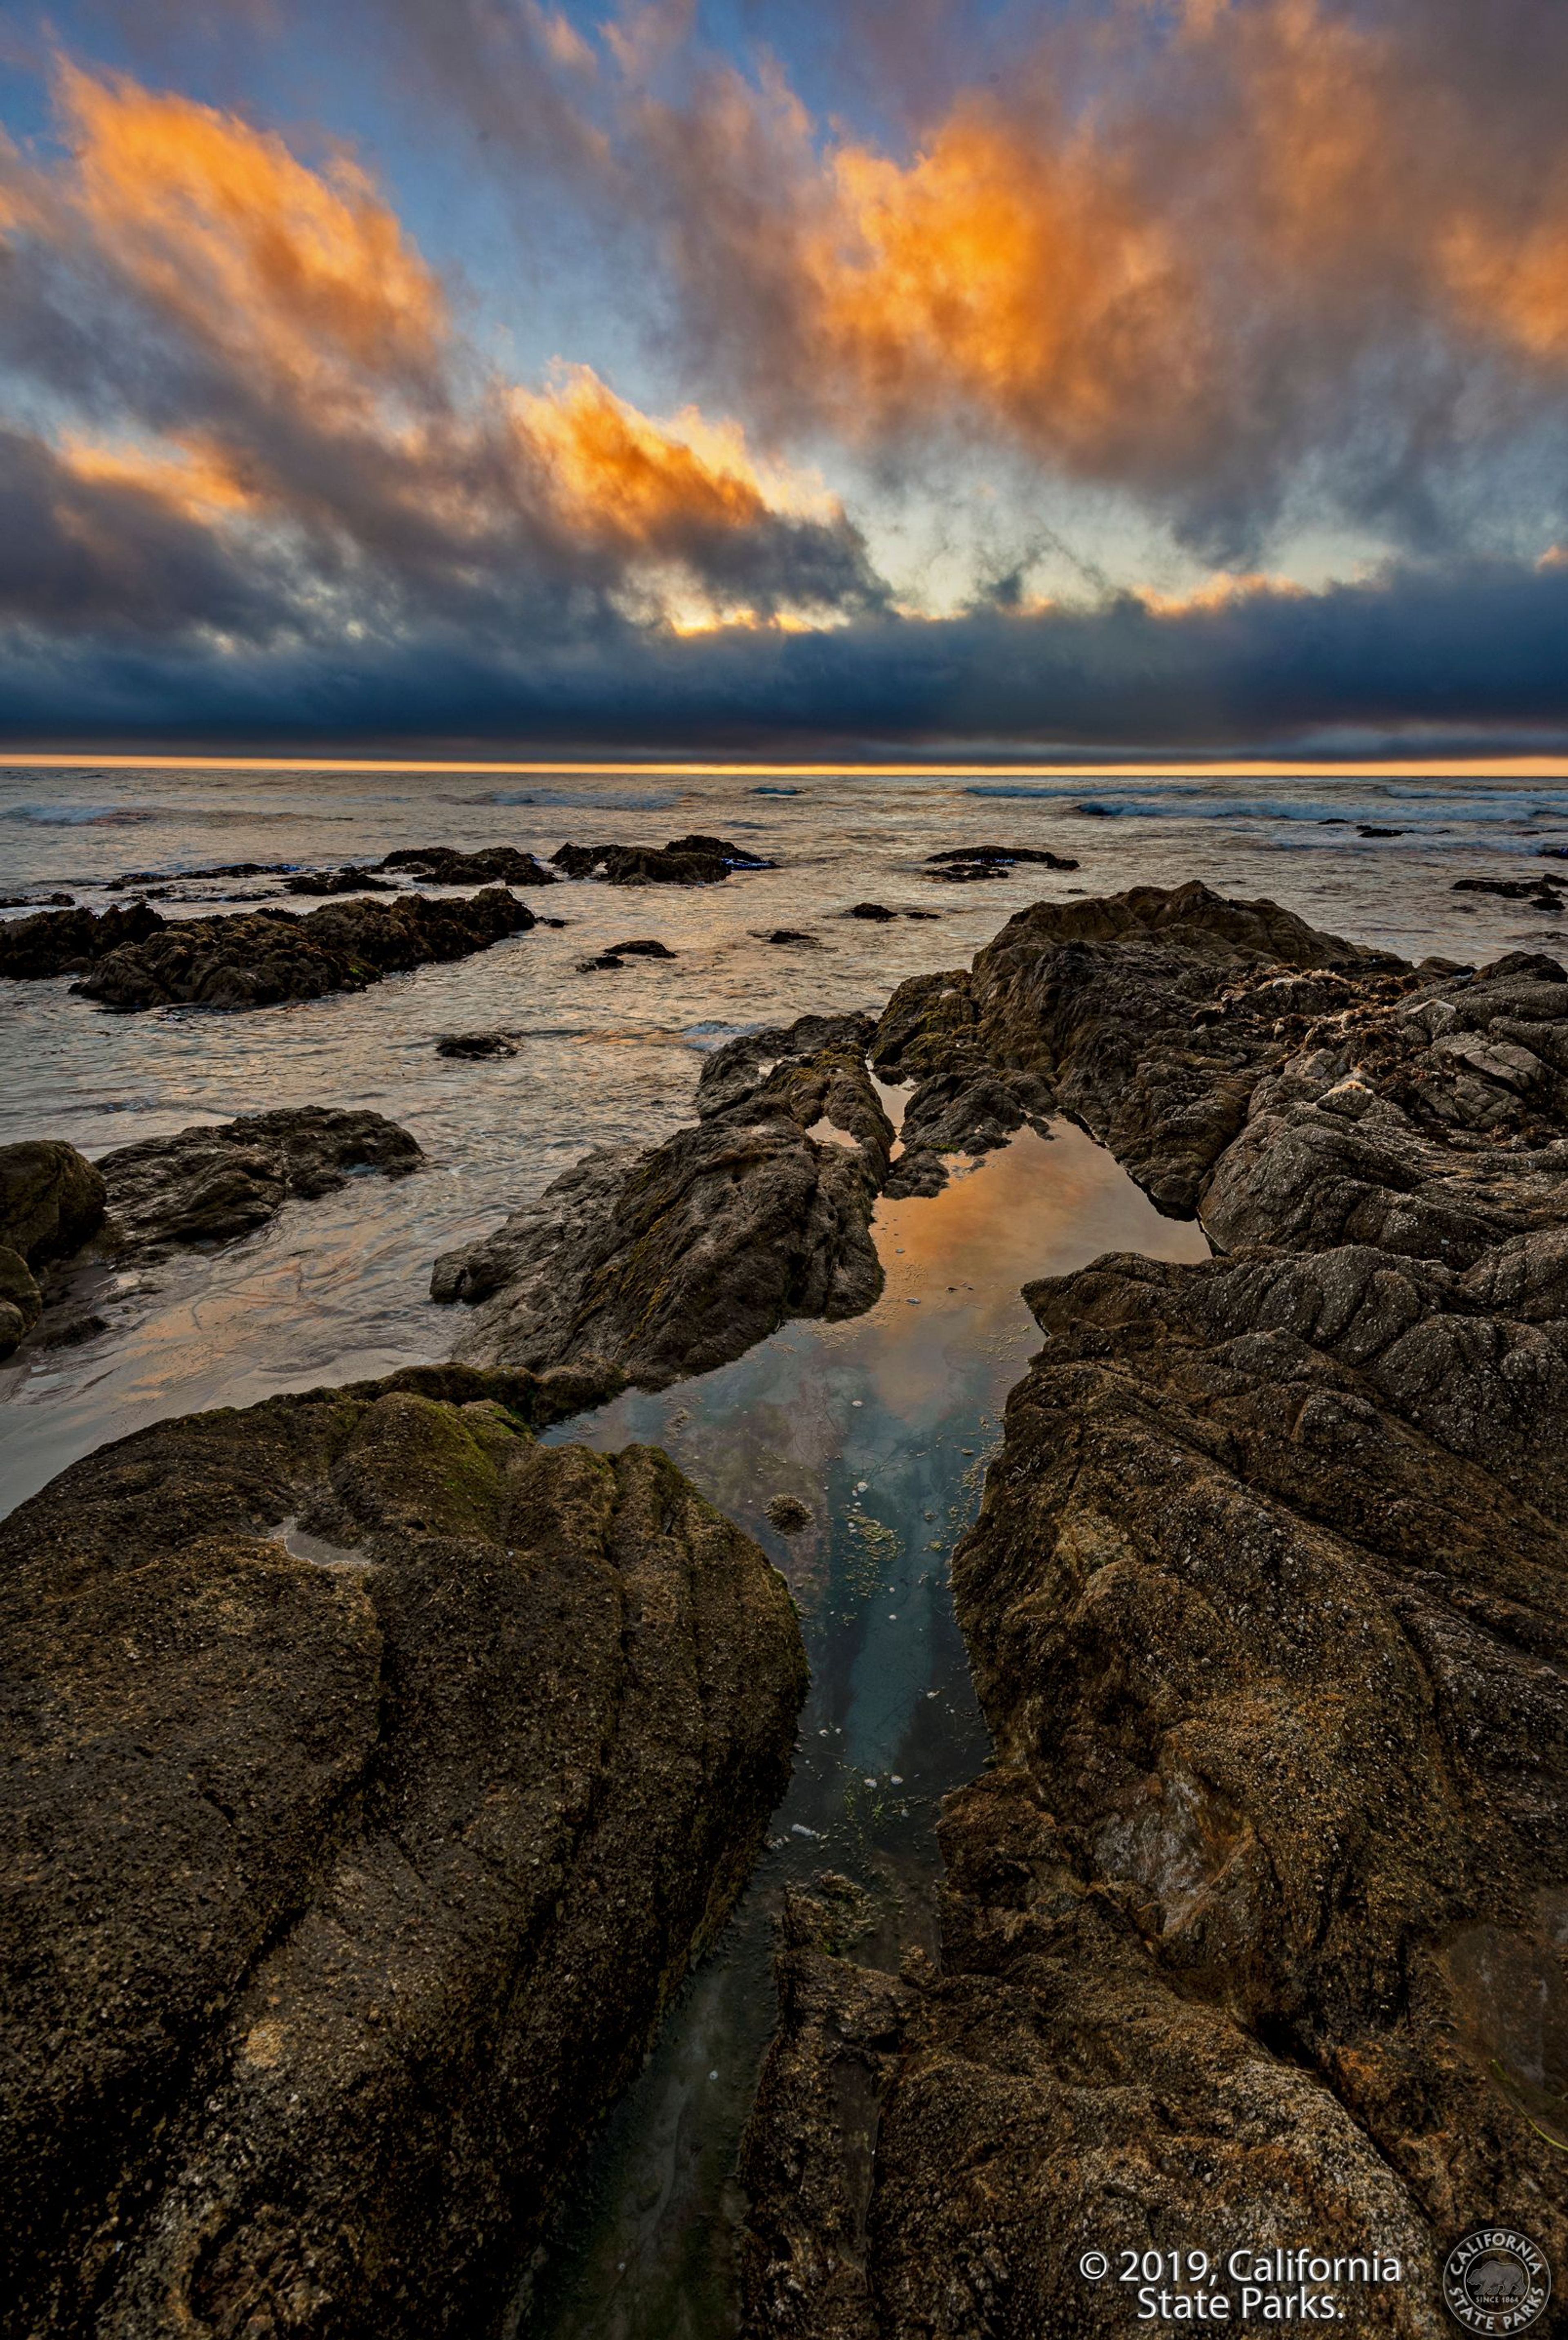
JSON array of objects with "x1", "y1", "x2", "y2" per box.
[{"x1": 519, "y1": 1115, "x2": 1212, "y2": 2340}]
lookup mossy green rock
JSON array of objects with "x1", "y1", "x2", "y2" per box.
[{"x1": 0, "y1": 1361, "x2": 805, "y2": 2338}]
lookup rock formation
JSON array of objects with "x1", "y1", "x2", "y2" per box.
[
  {"x1": 924, "y1": 844, "x2": 1081, "y2": 879},
  {"x1": 376, "y1": 846, "x2": 559, "y2": 887},
  {"x1": 0, "y1": 900, "x2": 164, "y2": 980},
  {"x1": 0, "y1": 1111, "x2": 421, "y2": 1353},
  {"x1": 550, "y1": 835, "x2": 774, "y2": 884},
  {"x1": 94, "y1": 1109, "x2": 423, "y2": 1256},
  {"x1": 67, "y1": 888, "x2": 533, "y2": 1011},
  {"x1": 0, "y1": 1363, "x2": 806, "y2": 2340},
  {"x1": 431, "y1": 1014, "x2": 892, "y2": 1386},
  {"x1": 738, "y1": 883, "x2": 1568, "y2": 2336},
  {"x1": 435, "y1": 1031, "x2": 519, "y2": 1059},
  {"x1": 0, "y1": 1140, "x2": 109, "y2": 1353}
]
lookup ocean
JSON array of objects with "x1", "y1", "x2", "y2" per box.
[
  {"x1": 3, "y1": 757, "x2": 1564, "y2": 1517},
  {"x1": 4, "y1": 757, "x2": 1565, "y2": 2334}
]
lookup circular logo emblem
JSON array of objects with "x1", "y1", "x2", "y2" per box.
[{"x1": 1443, "y1": 2229, "x2": 1551, "y2": 2333}]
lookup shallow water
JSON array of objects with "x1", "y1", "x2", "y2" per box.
[
  {"x1": 2, "y1": 759, "x2": 1564, "y2": 1512},
  {"x1": 521, "y1": 1120, "x2": 1209, "y2": 2338}
]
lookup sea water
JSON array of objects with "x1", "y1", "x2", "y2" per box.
[{"x1": 2, "y1": 758, "x2": 1563, "y2": 1514}]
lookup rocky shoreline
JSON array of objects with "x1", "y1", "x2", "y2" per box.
[
  {"x1": 736, "y1": 886, "x2": 1568, "y2": 2337},
  {"x1": 4, "y1": 879, "x2": 1566, "y2": 2336}
]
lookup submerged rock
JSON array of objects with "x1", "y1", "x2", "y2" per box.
[
  {"x1": 432, "y1": 1014, "x2": 892, "y2": 1387},
  {"x1": 578, "y1": 938, "x2": 677, "y2": 971},
  {"x1": 741, "y1": 884, "x2": 1568, "y2": 2333},
  {"x1": 925, "y1": 843, "x2": 1081, "y2": 877},
  {"x1": 436, "y1": 1030, "x2": 519, "y2": 1059},
  {"x1": 764, "y1": 1492, "x2": 813, "y2": 1533},
  {"x1": 106, "y1": 862, "x2": 299, "y2": 891},
  {"x1": 69, "y1": 887, "x2": 534, "y2": 1011},
  {"x1": 281, "y1": 867, "x2": 400, "y2": 895},
  {"x1": 0, "y1": 1363, "x2": 806, "y2": 2340},
  {"x1": 552, "y1": 836, "x2": 773, "y2": 885}
]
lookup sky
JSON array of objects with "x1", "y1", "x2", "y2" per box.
[{"x1": 0, "y1": 0, "x2": 1566, "y2": 759}]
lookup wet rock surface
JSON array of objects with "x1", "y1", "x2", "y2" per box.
[
  {"x1": 0, "y1": 1141, "x2": 109, "y2": 1354},
  {"x1": 0, "y1": 900, "x2": 165, "y2": 980},
  {"x1": 0, "y1": 1363, "x2": 806, "y2": 2340},
  {"x1": 0, "y1": 1113, "x2": 421, "y2": 1353},
  {"x1": 94, "y1": 1108, "x2": 423, "y2": 1257},
  {"x1": 873, "y1": 881, "x2": 1407, "y2": 1211},
  {"x1": 578, "y1": 938, "x2": 677, "y2": 971},
  {"x1": 739, "y1": 882, "x2": 1568, "y2": 2336},
  {"x1": 432, "y1": 1014, "x2": 892, "y2": 1387},
  {"x1": 551, "y1": 835, "x2": 773, "y2": 885},
  {"x1": 68, "y1": 887, "x2": 534, "y2": 1011},
  {"x1": 376, "y1": 846, "x2": 559, "y2": 887},
  {"x1": 925, "y1": 843, "x2": 1081, "y2": 879},
  {"x1": 281, "y1": 867, "x2": 401, "y2": 895},
  {"x1": 436, "y1": 1029, "x2": 519, "y2": 1059}
]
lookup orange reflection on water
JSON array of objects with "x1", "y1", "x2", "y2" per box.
[{"x1": 847, "y1": 1121, "x2": 1209, "y2": 1423}]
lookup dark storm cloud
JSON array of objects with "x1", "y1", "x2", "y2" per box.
[{"x1": 4, "y1": 557, "x2": 1566, "y2": 753}]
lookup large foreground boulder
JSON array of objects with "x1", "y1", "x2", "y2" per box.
[
  {"x1": 431, "y1": 1014, "x2": 892, "y2": 1386},
  {"x1": 741, "y1": 888, "x2": 1568, "y2": 2336},
  {"x1": 0, "y1": 1363, "x2": 806, "y2": 2340}
]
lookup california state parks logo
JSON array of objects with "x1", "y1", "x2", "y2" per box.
[{"x1": 1443, "y1": 2229, "x2": 1551, "y2": 2333}]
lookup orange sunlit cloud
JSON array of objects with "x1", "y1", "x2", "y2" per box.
[
  {"x1": 59, "y1": 432, "x2": 261, "y2": 520},
  {"x1": 512, "y1": 365, "x2": 837, "y2": 554},
  {"x1": 56, "y1": 62, "x2": 446, "y2": 399},
  {"x1": 7, "y1": 63, "x2": 864, "y2": 630},
  {"x1": 644, "y1": 0, "x2": 1568, "y2": 494}
]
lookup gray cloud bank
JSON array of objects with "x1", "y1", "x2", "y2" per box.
[{"x1": 4, "y1": 557, "x2": 1567, "y2": 756}]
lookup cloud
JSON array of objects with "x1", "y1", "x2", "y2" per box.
[
  {"x1": 622, "y1": 0, "x2": 1568, "y2": 557},
  {"x1": 0, "y1": 58, "x2": 883, "y2": 656},
  {"x1": 4, "y1": 552, "x2": 1568, "y2": 755}
]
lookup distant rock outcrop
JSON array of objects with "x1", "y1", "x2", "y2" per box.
[
  {"x1": 551, "y1": 835, "x2": 774, "y2": 884},
  {"x1": 377, "y1": 846, "x2": 559, "y2": 887},
  {"x1": 67, "y1": 888, "x2": 534, "y2": 1010}
]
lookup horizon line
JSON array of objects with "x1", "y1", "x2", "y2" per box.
[{"x1": 7, "y1": 754, "x2": 1568, "y2": 780}]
